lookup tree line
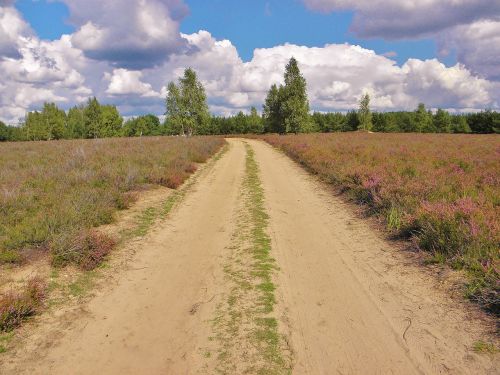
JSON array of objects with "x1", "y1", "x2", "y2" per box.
[{"x1": 1, "y1": 59, "x2": 499, "y2": 142}]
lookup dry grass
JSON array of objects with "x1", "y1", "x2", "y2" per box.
[
  {"x1": 0, "y1": 277, "x2": 46, "y2": 332},
  {"x1": 0, "y1": 136, "x2": 225, "y2": 269},
  {"x1": 262, "y1": 133, "x2": 499, "y2": 314}
]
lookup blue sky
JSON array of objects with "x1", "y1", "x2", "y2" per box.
[
  {"x1": 15, "y1": 0, "x2": 453, "y2": 66},
  {"x1": 0, "y1": 0, "x2": 498, "y2": 122}
]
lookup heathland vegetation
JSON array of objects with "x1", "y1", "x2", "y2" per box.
[
  {"x1": 1, "y1": 135, "x2": 223, "y2": 331},
  {"x1": 0, "y1": 137, "x2": 224, "y2": 268},
  {"x1": 0, "y1": 57, "x2": 498, "y2": 328},
  {"x1": 263, "y1": 133, "x2": 499, "y2": 314}
]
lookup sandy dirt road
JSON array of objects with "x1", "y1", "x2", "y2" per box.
[{"x1": 0, "y1": 139, "x2": 497, "y2": 374}]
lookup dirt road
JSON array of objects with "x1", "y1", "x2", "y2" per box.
[{"x1": 1, "y1": 139, "x2": 497, "y2": 374}]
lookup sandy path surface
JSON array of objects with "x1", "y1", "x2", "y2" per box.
[
  {"x1": 249, "y1": 139, "x2": 497, "y2": 375},
  {"x1": 1, "y1": 140, "x2": 246, "y2": 374},
  {"x1": 1, "y1": 139, "x2": 497, "y2": 374}
]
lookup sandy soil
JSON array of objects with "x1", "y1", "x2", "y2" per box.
[
  {"x1": 248, "y1": 139, "x2": 498, "y2": 374},
  {"x1": 0, "y1": 139, "x2": 497, "y2": 374}
]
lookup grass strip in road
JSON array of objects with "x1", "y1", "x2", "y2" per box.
[{"x1": 211, "y1": 143, "x2": 291, "y2": 375}]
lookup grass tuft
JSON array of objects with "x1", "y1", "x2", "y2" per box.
[
  {"x1": 50, "y1": 229, "x2": 116, "y2": 271},
  {"x1": 0, "y1": 277, "x2": 46, "y2": 332},
  {"x1": 473, "y1": 340, "x2": 498, "y2": 354}
]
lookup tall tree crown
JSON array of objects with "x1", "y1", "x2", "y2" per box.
[{"x1": 165, "y1": 68, "x2": 210, "y2": 136}]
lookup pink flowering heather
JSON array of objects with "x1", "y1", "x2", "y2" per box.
[{"x1": 262, "y1": 132, "x2": 499, "y2": 312}]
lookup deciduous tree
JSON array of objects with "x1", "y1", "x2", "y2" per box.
[
  {"x1": 358, "y1": 93, "x2": 372, "y2": 131},
  {"x1": 165, "y1": 68, "x2": 210, "y2": 136}
]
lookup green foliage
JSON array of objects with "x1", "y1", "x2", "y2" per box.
[
  {"x1": 263, "y1": 57, "x2": 310, "y2": 134},
  {"x1": 2, "y1": 81, "x2": 499, "y2": 143},
  {"x1": 208, "y1": 108, "x2": 263, "y2": 135},
  {"x1": 306, "y1": 105, "x2": 499, "y2": 135},
  {"x1": 24, "y1": 103, "x2": 66, "y2": 141},
  {"x1": 248, "y1": 107, "x2": 264, "y2": 134},
  {"x1": 66, "y1": 105, "x2": 85, "y2": 139},
  {"x1": 358, "y1": 93, "x2": 372, "y2": 131},
  {"x1": 165, "y1": 81, "x2": 182, "y2": 135},
  {"x1": 345, "y1": 110, "x2": 360, "y2": 131},
  {"x1": 466, "y1": 110, "x2": 500, "y2": 133},
  {"x1": 84, "y1": 97, "x2": 103, "y2": 139},
  {"x1": 452, "y1": 115, "x2": 472, "y2": 133},
  {"x1": 414, "y1": 103, "x2": 434, "y2": 132},
  {"x1": 0, "y1": 121, "x2": 8, "y2": 141},
  {"x1": 100, "y1": 105, "x2": 123, "y2": 138},
  {"x1": 263, "y1": 84, "x2": 285, "y2": 134},
  {"x1": 165, "y1": 68, "x2": 210, "y2": 136},
  {"x1": 311, "y1": 112, "x2": 345, "y2": 132},
  {"x1": 124, "y1": 114, "x2": 162, "y2": 137},
  {"x1": 282, "y1": 57, "x2": 310, "y2": 133},
  {"x1": 433, "y1": 108, "x2": 452, "y2": 133},
  {"x1": 16, "y1": 98, "x2": 123, "y2": 140}
]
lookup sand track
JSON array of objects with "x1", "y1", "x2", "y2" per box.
[{"x1": 0, "y1": 139, "x2": 497, "y2": 374}]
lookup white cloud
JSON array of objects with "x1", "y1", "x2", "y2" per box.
[
  {"x1": 105, "y1": 69, "x2": 158, "y2": 97},
  {"x1": 302, "y1": 0, "x2": 500, "y2": 39},
  {"x1": 0, "y1": 5, "x2": 94, "y2": 123},
  {"x1": 63, "y1": 0, "x2": 189, "y2": 68},
  {"x1": 0, "y1": 5, "x2": 498, "y2": 123},
  {"x1": 0, "y1": 6, "x2": 31, "y2": 58},
  {"x1": 402, "y1": 59, "x2": 492, "y2": 108},
  {"x1": 148, "y1": 32, "x2": 496, "y2": 115},
  {"x1": 301, "y1": 0, "x2": 500, "y2": 81},
  {"x1": 438, "y1": 20, "x2": 500, "y2": 81}
]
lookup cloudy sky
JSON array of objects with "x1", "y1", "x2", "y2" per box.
[{"x1": 0, "y1": 0, "x2": 499, "y2": 123}]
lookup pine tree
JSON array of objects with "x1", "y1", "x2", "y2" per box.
[
  {"x1": 263, "y1": 84, "x2": 284, "y2": 133},
  {"x1": 451, "y1": 115, "x2": 471, "y2": 133},
  {"x1": 84, "y1": 97, "x2": 103, "y2": 139},
  {"x1": 248, "y1": 107, "x2": 264, "y2": 134},
  {"x1": 345, "y1": 110, "x2": 360, "y2": 131},
  {"x1": 0, "y1": 121, "x2": 8, "y2": 141},
  {"x1": 282, "y1": 57, "x2": 310, "y2": 134},
  {"x1": 358, "y1": 93, "x2": 372, "y2": 131}
]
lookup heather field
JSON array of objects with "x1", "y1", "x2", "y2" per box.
[
  {"x1": 0, "y1": 136, "x2": 224, "y2": 269},
  {"x1": 262, "y1": 133, "x2": 500, "y2": 313}
]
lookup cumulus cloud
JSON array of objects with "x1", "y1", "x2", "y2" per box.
[
  {"x1": 105, "y1": 69, "x2": 158, "y2": 97},
  {"x1": 438, "y1": 20, "x2": 500, "y2": 81},
  {"x1": 0, "y1": 5, "x2": 497, "y2": 123},
  {"x1": 302, "y1": 0, "x2": 500, "y2": 39},
  {"x1": 402, "y1": 59, "x2": 492, "y2": 109},
  {"x1": 0, "y1": 4, "x2": 94, "y2": 123},
  {"x1": 145, "y1": 31, "x2": 496, "y2": 115},
  {"x1": 63, "y1": 0, "x2": 189, "y2": 68},
  {"x1": 0, "y1": 6, "x2": 31, "y2": 58}
]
